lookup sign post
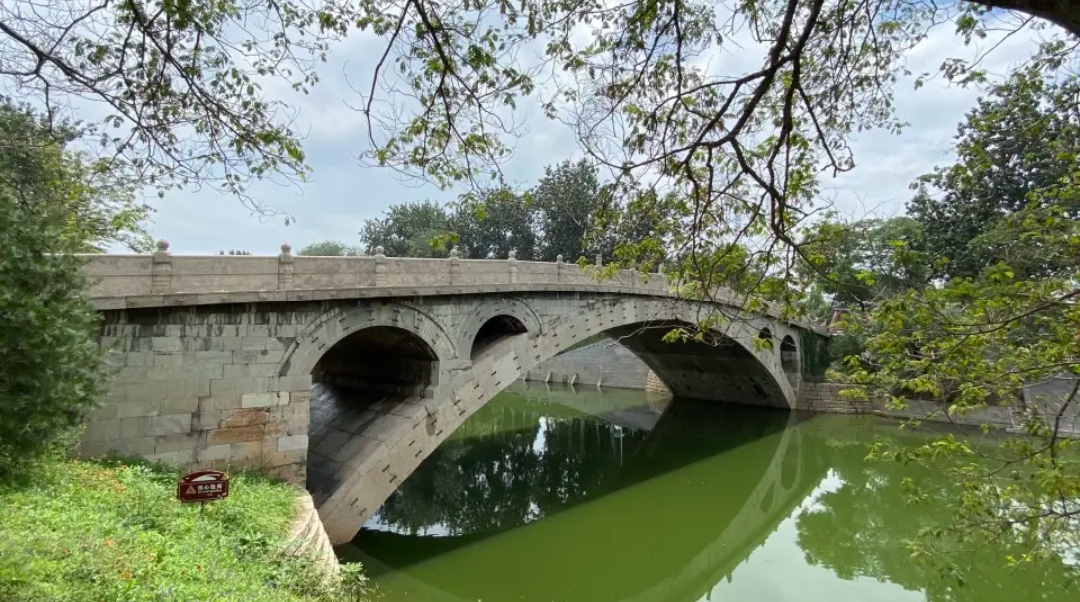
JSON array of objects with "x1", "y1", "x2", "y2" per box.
[{"x1": 177, "y1": 470, "x2": 230, "y2": 514}]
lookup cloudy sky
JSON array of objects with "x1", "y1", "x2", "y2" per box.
[{"x1": 130, "y1": 12, "x2": 1047, "y2": 256}]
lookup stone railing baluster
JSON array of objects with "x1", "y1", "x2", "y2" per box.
[
  {"x1": 374, "y1": 246, "x2": 386, "y2": 286},
  {"x1": 278, "y1": 243, "x2": 294, "y2": 290},
  {"x1": 151, "y1": 239, "x2": 172, "y2": 294}
]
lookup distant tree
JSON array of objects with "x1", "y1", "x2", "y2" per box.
[
  {"x1": 451, "y1": 187, "x2": 538, "y2": 259},
  {"x1": 297, "y1": 241, "x2": 362, "y2": 256},
  {"x1": 908, "y1": 69, "x2": 1080, "y2": 280},
  {"x1": 358, "y1": 200, "x2": 454, "y2": 257},
  {"x1": 798, "y1": 217, "x2": 930, "y2": 309},
  {"x1": 532, "y1": 160, "x2": 603, "y2": 262}
]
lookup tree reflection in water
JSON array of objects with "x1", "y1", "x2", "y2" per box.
[
  {"x1": 351, "y1": 387, "x2": 1077, "y2": 602},
  {"x1": 795, "y1": 419, "x2": 1078, "y2": 602},
  {"x1": 373, "y1": 389, "x2": 656, "y2": 537}
]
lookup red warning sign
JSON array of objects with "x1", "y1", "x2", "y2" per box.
[{"x1": 177, "y1": 470, "x2": 230, "y2": 503}]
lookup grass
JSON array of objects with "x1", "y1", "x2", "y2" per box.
[{"x1": 0, "y1": 457, "x2": 369, "y2": 602}]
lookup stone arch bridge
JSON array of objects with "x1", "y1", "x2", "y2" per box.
[{"x1": 78, "y1": 243, "x2": 827, "y2": 543}]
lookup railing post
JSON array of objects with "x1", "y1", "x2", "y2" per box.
[
  {"x1": 556, "y1": 254, "x2": 563, "y2": 283},
  {"x1": 596, "y1": 253, "x2": 603, "y2": 268},
  {"x1": 508, "y1": 249, "x2": 518, "y2": 284},
  {"x1": 278, "y1": 243, "x2": 294, "y2": 290},
  {"x1": 449, "y1": 246, "x2": 460, "y2": 284},
  {"x1": 374, "y1": 246, "x2": 387, "y2": 286},
  {"x1": 151, "y1": 239, "x2": 172, "y2": 294}
]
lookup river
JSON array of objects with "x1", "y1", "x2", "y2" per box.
[{"x1": 336, "y1": 382, "x2": 1076, "y2": 601}]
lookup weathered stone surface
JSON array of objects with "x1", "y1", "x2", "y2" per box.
[
  {"x1": 241, "y1": 391, "x2": 288, "y2": 408},
  {"x1": 79, "y1": 254, "x2": 833, "y2": 544},
  {"x1": 207, "y1": 425, "x2": 264, "y2": 445},
  {"x1": 221, "y1": 408, "x2": 269, "y2": 428},
  {"x1": 277, "y1": 435, "x2": 308, "y2": 452},
  {"x1": 151, "y1": 413, "x2": 192, "y2": 436}
]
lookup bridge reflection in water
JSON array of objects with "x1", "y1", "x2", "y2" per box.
[{"x1": 334, "y1": 382, "x2": 828, "y2": 602}]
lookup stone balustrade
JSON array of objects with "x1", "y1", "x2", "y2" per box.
[{"x1": 78, "y1": 240, "x2": 731, "y2": 307}]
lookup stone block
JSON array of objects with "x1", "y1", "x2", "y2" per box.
[
  {"x1": 155, "y1": 433, "x2": 200, "y2": 453},
  {"x1": 152, "y1": 413, "x2": 192, "y2": 436},
  {"x1": 220, "y1": 337, "x2": 245, "y2": 351},
  {"x1": 193, "y1": 410, "x2": 221, "y2": 431},
  {"x1": 152, "y1": 353, "x2": 186, "y2": 367},
  {"x1": 334, "y1": 435, "x2": 386, "y2": 472},
  {"x1": 241, "y1": 337, "x2": 287, "y2": 351},
  {"x1": 82, "y1": 419, "x2": 120, "y2": 442},
  {"x1": 277, "y1": 374, "x2": 312, "y2": 391},
  {"x1": 229, "y1": 441, "x2": 266, "y2": 462},
  {"x1": 76, "y1": 440, "x2": 112, "y2": 459},
  {"x1": 194, "y1": 350, "x2": 235, "y2": 364},
  {"x1": 231, "y1": 377, "x2": 278, "y2": 397},
  {"x1": 151, "y1": 337, "x2": 182, "y2": 352},
  {"x1": 241, "y1": 391, "x2": 288, "y2": 408},
  {"x1": 224, "y1": 362, "x2": 278, "y2": 379},
  {"x1": 159, "y1": 396, "x2": 200, "y2": 415},
  {"x1": 199, "y1": 395, "x2": 241, "y2": 413},
  {"x1": 277, "y1": 434, "x2": 308, "y2": 452},
  {"x1": 120, "y1": 416, "x2": 153, "y2": 439},
  {"x1": 111, "y1": 436, "x2": 157, "y2": 457},
  {"x1": 147, "y1": 364, "x2": 223, "y2": 382},
  {"x1": 221, "y1": 408, "x2": 270, "y2": 428},
  {"x1": 265, "y1": 449, "x2": 306, "y2": 467},
  {"x1": 289, "y1": 389, "x2": 312, "y2": 404},
  {"x1": 208, "y1": 425, "x2": 264, "y2": 445},
  {"x1": 310, "y1": 429, "x2": 351, "y2": 459},
  {"x1": 201, "y1": 444, "x2": 232, "y2": 462},
  {"x1": 125, "y1": 351, "x2": 154, "y2": 366},
  {"x1": 232, "y1": 349, "x2": 273, "y2": 364},
  {"x1": 265, "y1": 463, "x2": 305, "y2": 484}
]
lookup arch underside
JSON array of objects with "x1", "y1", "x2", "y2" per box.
[
  {"x1": 605, "y1": 322, "x2": 791, "y2": 408},
  {"x1": 289, "y1": 296, "x2": 801, "y2": 544}
]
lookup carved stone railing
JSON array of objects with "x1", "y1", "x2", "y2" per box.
[
  {"x1": 78, "y1": 241, "x2": 829, "y2": 334},
  {"x1": 80, "y1": 241, "x2": 685, "y2": 308}
]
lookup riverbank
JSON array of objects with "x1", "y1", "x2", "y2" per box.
[{"x1": 0, "y1": 458, "x2": 368, "y2": 602}]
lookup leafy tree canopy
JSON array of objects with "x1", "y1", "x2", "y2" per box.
[
  {"x1": 0, "y1": 102, "x2": 116, "y2": 476},
  {"x1": 0, "y1": 0, "x2": 363, "y2": 212},
  {"x1": 907, "y1": 68, "x2": 1080, "y2": 279},
  {"x1": 359, "y1": 200, "x2": 455, "y2": 257},
  {"x1": 798, "y1": 216, "x2": 930, "y2": 308},
  {"x1": 0, "y1": 98, "x2": 151, "y2": 252},
  {"x1": 297, "y1": 240, "x2": 363, "y2": 256}
]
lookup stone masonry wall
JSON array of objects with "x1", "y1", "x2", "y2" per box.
[
  {"x1": 526, "y1": 338, "x2": 669, "y2": 392},
  {"x1": 82, "y1": 306, "x2": 315, "y2": 483},
  {"x1": 797, "y1": 379, "x2": 1080, "y2": 437},
  {"x1": 285, "y1": 491, "x2": 339, "y2": 581}
]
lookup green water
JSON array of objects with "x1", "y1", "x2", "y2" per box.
[{"x1": 337, "y1": 383, "x2": 1077, "y2": 601}]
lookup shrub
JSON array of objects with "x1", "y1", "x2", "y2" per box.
[{"x1": 0, "y1": 188, "x2": 109, "y2": 478}]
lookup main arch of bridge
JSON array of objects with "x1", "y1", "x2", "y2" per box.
[{"x1": 280, "y1": 294, "x2": 805, "y2": 544}]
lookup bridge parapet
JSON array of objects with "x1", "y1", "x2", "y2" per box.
[{"x1": 79, "y1": 241, "x2": 750, "y2": 312}]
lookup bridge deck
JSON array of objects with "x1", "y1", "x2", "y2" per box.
[{"x1": 79, "y1": 247, "x2": 825, "y2": 334}]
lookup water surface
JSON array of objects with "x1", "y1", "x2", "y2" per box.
[{"x1": 337, "y1": 382, "x2": 1076, "y2": 602}]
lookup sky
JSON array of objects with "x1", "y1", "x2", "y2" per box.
[{"x1": 116, "y1": 10, "x2": 1048, "y2": 256}]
